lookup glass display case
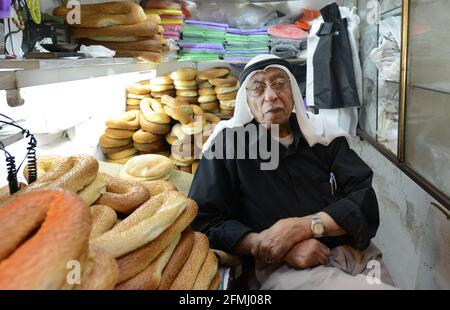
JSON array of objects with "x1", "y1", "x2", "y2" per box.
[{"x1": 358, "y1": 0, "x2": 450, "y2": 209}]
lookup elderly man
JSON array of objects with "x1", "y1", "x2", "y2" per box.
[{"x1": 188, "y1": 55, "x2": 395, "y2": 289}]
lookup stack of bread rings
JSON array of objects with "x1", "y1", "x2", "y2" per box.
[
  {"x1": 100, "y1": 110, "x2": 141, "y2": 164},
  {"x1": 126, "y1": 80, "x2": 151, "y2": 111},
  {"x1": 197, "y1": 67, "x2": 238, "y2": 118},
  {"x1": 0, "y1": 154, "x2": 220, "y2": 290},
  {"x1": 169, "y1": 67, "x2": 199, "y2": 105},
  {"x1": 99, "y1": 67, "x2": 239, "y2": 169}
]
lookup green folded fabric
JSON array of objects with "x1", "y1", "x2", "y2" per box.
[
  {"x1": 225, "y1": 33, "x2": 270, "y2": 41},
  {"x1": 181, "y1": 37, "x2": 225, "y2": 44},
  {"x1": 226, "y1": 46, "x2": 269, "y2": 51},
  {"x1": 178, "y1": 54, "x2": 221, "y2": 61}
]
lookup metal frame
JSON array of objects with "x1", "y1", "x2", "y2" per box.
[{"x1": 357, "y1": 0, "x2": 450, "y2": 213}]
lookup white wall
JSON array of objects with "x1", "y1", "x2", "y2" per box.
[{"x1": 351, "y1": 138, "x2": 450, "y2": 289}]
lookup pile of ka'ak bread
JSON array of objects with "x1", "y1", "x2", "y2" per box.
[
  {"x1": 53, "y1": 1, "x2": 168, "y2": 63},
  {"x1": 99, "y1": 67, "x2": 238, "y2": 171},
  {"x1": 0, "y1": 154, "x2": 220, "y2": 290}
]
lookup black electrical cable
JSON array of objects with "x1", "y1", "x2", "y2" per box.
[
  {"x1": 0, "y1": 141, "x2": 20, "y2": 195},
  {"x1": 0, "y1": 113, "x2": 37, "y2": 186}
]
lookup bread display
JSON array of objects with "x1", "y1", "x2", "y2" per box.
[
  {"x1": 53, "y1": 1, "x2": 167, "y2": 63},
  {"x1": 0, "y1": 151, "x2": 220, "y2": 290}
]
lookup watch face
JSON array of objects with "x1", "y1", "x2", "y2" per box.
[{"x1": 313, "y1": 223, "x2": 324, "y2": 236}]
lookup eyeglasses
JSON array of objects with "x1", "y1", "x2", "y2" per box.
[{"x1": 246, "y1": 77, "x2": 291, "y2": 97}]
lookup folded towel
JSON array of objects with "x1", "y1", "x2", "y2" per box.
[
  {"x1": 270, "y1": 43, "x2": 299, "y2": 59},
  {"x1": 179, "y1": 42, "x2": 224, "y2": 49},
  {"x1": 163, "y1": 25, "x2": 182, "y2": 32},
  {"x1": 268, "y1": 24, "x2": 308, "y2": 40},
  {"x1": 144, "y1": 9, "x2": 182, "y2": 16},
  {"x1": 185, "y1": 20, "x2": 229, "y2": 28}
]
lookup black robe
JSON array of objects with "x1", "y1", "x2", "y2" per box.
[{"x1": 188, "y1": 114, "x2": 379, "y2": 253}]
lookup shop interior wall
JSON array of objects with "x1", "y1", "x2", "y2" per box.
[{"x1": 351, "y1": 138, "x2": 450, "y2": 289}]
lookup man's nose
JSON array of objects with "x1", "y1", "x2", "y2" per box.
[{"x1": 263, "y1": 84, "x2": 278, "y2": 101}]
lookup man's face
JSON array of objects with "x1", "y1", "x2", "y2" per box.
[{"x1": 246, "y1": 67, "x2": 294, "y2": 126}]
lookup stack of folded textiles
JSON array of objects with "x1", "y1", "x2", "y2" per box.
[
  {"x1": 268, "y1": 24, "x2": 309, "y2": 59},
  {"x1": 224, "y1": 28, "x2": 270, "y2": 61},
  {"x1": 141, "y1": 0, "x2": 184, "y2": 41},
  {"x1": 178, "y1": 20, "x2": 228, "y2": 61}
]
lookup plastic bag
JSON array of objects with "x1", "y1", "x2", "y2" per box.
[{"x1": 192, "y1": 3, "x2": 277, "y2": 29}]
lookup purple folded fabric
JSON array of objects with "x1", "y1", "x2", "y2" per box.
[
  {"x1": 182, "y1": 47, "x2": 225, "y2": 53},
  {"x1": 227, "y1": 27, "x2": 268, "y2": 35},
  {"x1": 223, "y1": 57, "x2": 253, "y2": 61},
  {"x1": 185, "y1": 19, "x2": 229, "y2": 28},
  {"x1": 179, "y1": 42, "x2": 224, "y2": 49},
  {"x1": 224, "y1": 50, "x2": 268, "y2": 54}
]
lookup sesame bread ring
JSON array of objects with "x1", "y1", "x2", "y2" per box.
[
  {"x1": 90, "y1": 205, "x2": 118, "y2": 239},
  {"x1": 53, "y1": 1, "x2": 147, "y2": 28},
  {"x1": 105, "y1": 128, "x2": 135, "y2": 140},
  {"x1": 220, "y1": 108, "x2": 235, "y2": 118},
  {"x1": 197, "y1": 80, "x2": 213, "y2": 89},
  {"x1": 114, "y1": 199, "x2": 197, "y2": 283},
  {"x1": 127, "y1": 93, "x2": 151, "y2": 100},
  {"x1": 133, "y1": 129, "x2": 163, "y2": 144},
  {"x1": 209, "y1": 75, "x2": 238, "y2": 87},
  {"x1": 101, "y1": 143, "x2": 134, "y2": 155},
  {"x1": 220, "y1": 99, "x2": 236, "y2": 109},
  {"x1": 176, "y1": 96, "x2": 198, "y2": 105},
  {"x1": 204, "y1": 113, "x2": 221, "y2": 124},
  {"x1": 198, "y1": 95, "x2": 217, "y2": 103},
  {"x1": 181, "y1": 120, "x2": 206, "y2": 135},
  {"x1": 107, "y1": 147, "x2": 138, "y2": 160},
  {"x1": 208, "y1": 270, "x2": 221, "y2": 290},
  {"x1": 190, "y1": 104, "x2": 204, "y2": 116},
  {"x1": 106, "y1": 155, "x2": 137, "y2": 165},
  {"x1": 175, "y1": 85, "x2": 198, "y2": 91},
  {"x1": 168, "y1": 123, "x2": 187, "y2": 141},
  {"x1": 127, "y1": 98, "x2": 141, "y2": 106},
  {"x1": 91, "y1": 191, "x2": 188, "y2": 258},
  {"x1": 197, "y1": 67, "x2": 230, "y2": 81},
  {"x1": 126, "y1": 105, "x2": 140, "y2": 112},
  {"x1": 176, "y1": 89, "x2": 198, "y2": 97},
  {"x1": 192, "y1": 250, "x2": 219, "y2": 290},
  {"x1": 140, "y1": 98, "x2": 171, "y2": 124},
  {"x1": 106, "y1": 110, "x2": 140, "y2": 130},
  {"x1": 170, "y1": 156, "x2": 195, "y2": 167},
  {"x1": 170, "y1": 232, "x2": 210, "y2": 290},
  {"x1": 179, "y1": 165, "x2": 192, "y2": 174},
  {"x1": 151, "y1": 89, "x2": 175, "y2": 98},
  {"x1": 150, "y1": 84, "x2": 174, "y2": 92},
  {"x1": 217, "y1": 90, "x2": 237, "y2": 101},
  {"x1": 115, "y1": 234, "x2": 180, "y2": 290},
  {"x1": 95, "y1": 173, "x2": 150, "y2": 215},
  {"x1": 191, "y1": 160, "x2": 200, "y2": 175},
  {"x1": 173, "y1": 79, "x2": 197, "y2": 88},
  {"x1": 23, "y1": 155, "x2": 66, "y2": 181},
  {"x1": 165, "y1": 133, "x2": 177, "y2": 146},
  {"x1": 127, "y1": 81, "x2": 151, "y2": 95},
  {"x1": 198, "y1": 88, "x2": 216, "y2": 96},
  {"x1": 99, "y1": 135, "x2": 132, "y2": 148},
  {"x1": 163, "y1": 104, "x2": 193, "y2": 125},
  {"x1": 0, "y1": 189, "x2": 91, "y2": 289},
  {"x1": 139, "y1": 112, "x2": 171, "y2": 135},
  {"x1": 74, "y1": 245, "x2": 119, "y2": 290},
  {"x1": 150, "y1": 76, "x2": 173, "y2": 85},
  {"x1": 141, "y1": 180, "x2": 177, "y2": 197},
  {"x1": 170, "y1": 68, "x2": 197, "y2": 81},
  {"x1": 133, "y1": 140, "x2": 165, "y2": 153},
  {"x1": 215, "y1": 83, "x2": 240, "y2": 94},
  {"x1": 199, "y1": 101, "x2": 219, "y2": 113}
]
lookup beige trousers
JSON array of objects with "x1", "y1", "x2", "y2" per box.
[{"x1": 253, "y1": 243, "x2": 396, "y2": 290}]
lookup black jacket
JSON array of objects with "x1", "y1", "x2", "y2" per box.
[{"x1": 189, "y1": 114, "x2": 379, "y2": 253}]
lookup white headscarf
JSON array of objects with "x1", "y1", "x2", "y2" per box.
[{"x1": 203, "y1": 54, "x2": 348, "y2": 151}]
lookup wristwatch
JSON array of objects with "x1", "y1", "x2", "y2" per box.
[{"x1": 311, "y1": 214, "x2": 325, "y2": 238}]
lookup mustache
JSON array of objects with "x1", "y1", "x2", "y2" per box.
[{"x1": 261, "y1": 103, "x2": 284, "y2": 114}]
